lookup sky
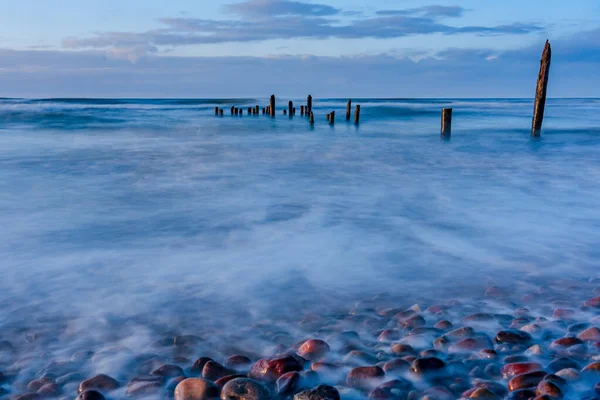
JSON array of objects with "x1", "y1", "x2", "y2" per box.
[{"x1": 0, "y1": 0, "x2": 599, "y2": 97}]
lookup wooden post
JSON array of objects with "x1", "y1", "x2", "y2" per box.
[
  {"x1": 441, "y1": 108, "x2": 452, "y2": 137},
  {"x1": 288, "y1": 101, "x2": 293, "y2": 116},
  {"x1": 269, "y1": 95, "x2": 275, "y2": 117},
  {"x1": 354, "y1": 105, "x2": 360, "y2": 124},
  {"x1": 248, "y1": 107, "x2": 252, "y2": 114},
  {"x1": 239, "y1": 109, "x2": 243, "y2": 116},
  {"x1": 234, "y1": 108, "x2": 239, "y2": 115},
  {"x1": 255, "y1": 105, "x2": 259, "y2": 115},
  {"x1": 346, "y1": 99, "x2": 352, "y2": 121},
  {"x1": 309, "y1": 111, "x2": 314, "y2": 125},
  {"x1": 293, "y1": 107, "x2": 296, "y2": 116},
  {"x1": 300, "y1": 106, "x2": 305, "y2": 116},
  {"x1": 532, "y1": 40, "x2": 552, "y2": 137},
  {"x1": 326, "y1": 113, "x2": 330, "y2": 122},
  {"x1": 283, "y1": 109, "x2": 287, "y2": 115},
  {"x1": 231, "y1": 106, "x2": 235, "y2": 115},
  {"x1": 215, "y1": 106, "x2": 219, "y2": 115},
  {"x1": 219, "y1": 109, "x2": 224, "y2": 117},
  {"x1": 307, "y1": 95, "x2": 312, "y2": 114},
  {"x1": 262, "y1": 107, "x2": 266, "y2": 115}
]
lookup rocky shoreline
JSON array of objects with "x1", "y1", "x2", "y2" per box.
[{"x1": 1, "y1": 280, "x2": 600, "y2": 400}]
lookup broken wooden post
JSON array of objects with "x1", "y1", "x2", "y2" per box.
[
  {"x1": 293, "y1": 107, "x2": 296, "y2": 116},
  {"x1": 231, "y1": 106, "x2": 235, "y2": 115},
  {"x1": 326, "y1": 113, "x2": 330, "y2": 122},
  {"x1": 309, "y1": 111, "x2": 314, "y2": 125},
  {"x1": 235, "y1": 108, "x2": 239, "y2": 115},
  {"x1": 532, "y1": 40, "x2": 552, "y2": 137},
  {"x1": 346, "y1": 99, "x2": 352, "y2": 121},
  {"x1": 219, "y1": 109, "x2": 224, "y2": 117},
  {"x1": 288, "y1": 101, "x2": 293, "y2": 116},
  {"x1": 354, "y1": 105, "x2": 360, "y2": 124},
  {"x1": 441, "y1": 108, "x2": 452, "y2": 138},
  {"x1": 283, "y1": 109, "x2": 287, "y2": 115},
  {"x1": 269, "y1": 95, "x2": 275, "y2": 117},
  {"x1": 300, "y1": 106, "x2": 305, "y2": 116},
  {"x1": 262, "y1": 107, "x2": 266, "y2": 115},
  {"x1": 239, "y1": 109, "x2": 243, "y2": 116},
  {"x1": 255, "y1": 105, "x2": 259, "y2": 115},
  {"x1": 307, "y1": 95, "x2": 312, "y2": 114},
  {"x1": 330, "y1": 111, "x2": 335, "y2": 125},
  {"x1": 248, "y1": 107, "x2": 252, "y2": 114},
  {"x1": 214, "y1": 107, "x2": 219, "y2": 115}
]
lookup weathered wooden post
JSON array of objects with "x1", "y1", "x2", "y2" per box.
[
  {"x1": 441, "y1": 108, "x2": 452, "y2": 137},
  {"x1": 354, "y1": 105, "x2": 360, "y2": 124},
  {"x1": 235, "y1": 108, "x2": 239, "y2": 115},
  {"x1": 269, "y1": 95, "x2": 275, "y2": 117},
  {"x1": 330, "y1": 111, "x2": 335, "y2": 125},
  {"x1": 532, "y1": 40, "x2": 552, "y2": 137},
  {"x1": 326, "y1": 113, "x2": 330, "y2": 122},
  {"x1": 309, "y1": 111, "x2": 314, "y2": 125},
  {"x1": 248, "y1": 107, "x2": 252, "y2": 114},
  {"x1": 215, "y1": 107, "x2": 219, "y2": 115},
  {"x1": 262, "y1": 107, "x2": 265, "y2": 114},
  {"x1": 255, "y1": 105, "x2": 259, "y2": 115},
  {"x1": 293, "y1": 107, "x2": 296, "y2": 116},
  {"x1": 219, "y1": 109, "x2": 224, "y2": 117},
  {"x1": 239, "y1": 109, "x2": 243, "y2": 116},
  {"x1": 300, "y1": 106, "x2": 305, "y2": 116},
  {"x1": 288, "y1": 101, "x2": 293, "y2": 116},
  {"x1": 231, "y1": 106, "x2": 235, "y2": 115},
  {"x1": 346, "y1": 100, "x2": 352, "y2": 121},
  {"x1": 307, "y1": 95, "x2": 312, "y2": 114}
]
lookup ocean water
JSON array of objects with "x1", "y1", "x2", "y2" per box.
[
  {"x1": 1, "y1": 97, "x2": 600, "y2": 316},
  {"x1": 1, "y1": 97, "x2": 600, "y2": 396}
]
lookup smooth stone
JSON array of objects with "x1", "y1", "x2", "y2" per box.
[
  {"x1": 390, "y1": 344, "x2": 415, "y2": 356},
  {"x1": 191, "y1": 358, "x2": 215, "y2": 374},
  {"x1": 551, "y1": 337, "x2": 584, "y2": 349},
  {"x1": 76, "y1": 391, "x2": 105, "y2": 400},
  {"x1": 410, "y1": 358, "x2": 445, "y2": 375},
  {"x1": 382, "y1": 359, "x2": 410, "y2": 374},
  {"x1": 276, "y1": 372, "x2": 302, "y2": 396},
  {"x1": 508, "y1": 371, "x2": 547, "y2": 391},
  {"x1": 547, "y1": 358, "x2": 579, "y2": 373},
  {"x1": 297, "y1": 340, "x2": 330, "y2": 361},
  {"x1": 294, "y1": 385, "x2": 340, "y2": 400},
  {"x1": 220, "y1": 378, "x2": 271, "y2": 400},
  {"x1": 346, "y1": 366, "x2": 385, "y2": 390},
  {"x1": 501, "y1": 363, "x2": 543, "y2": 379},
  {"x1": 555, "y1": 368, "x2": 579, "y2": 381},
  {"x1": 536, "y1": 380, "x2": 562, "y2": 398},
  {"x1": 225, "y1": 356, "x2": 252, "y2": 370},
  {"x1": 28, "y1": 378, "x2": 55, "y2": 392},
  {"x1": 126, "y1": 376, "x2": 165, "y2": 397},
  {"x1": 467, "y1": 388, "x2": 502, "y2": 399},
  {"x1": 248, "y1": 356, "x2": 303, "y2": 383},
  {"x1": 37, "y1": 383, "x2": 61, "y2": 397},
  {"x1": 153, "y1": 364, "x2": 185, "y2": 378},
  {"x1": 202, "y1": 361, "x2": 237, "y2": 381},
  {"x1": 495, "y1": 330, "x2": 532, "y2": 345},
  {"x1": 78, "y1": 374, "x2": 120, "y2": 394},
  {"x1": 578, "y1": 327, "x2": 600, "y2": 342},
  {"x1": 14, "y1": 394, "x2": 42, "y2": 400},
  {"x1": 174, "y1": 378, "x2": 219, "y2": 400},
  {"x1": 214, "y1": 375, "x2": 246, "y2": 388}
]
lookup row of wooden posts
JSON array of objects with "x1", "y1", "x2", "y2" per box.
[
  {"x1": 213, "y1": 95, "x2": 362, "y2": 126},
  {"x1": 212, "y1": 41, "x2": 552, "y2": 138}
]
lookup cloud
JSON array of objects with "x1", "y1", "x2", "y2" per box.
[
  {"x1": 3, "y1": 28, "x2": 600, "y2": 98},
  {"x1": 61, "y1": 1, "x2": 544, "y2": 60}
]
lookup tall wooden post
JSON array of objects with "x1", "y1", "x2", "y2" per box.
[
  {"x1": 293, "y1": 107, "x2": 296, "y2": 116},
  {"x1": 441, "y1": 108, "x2": 452, "y2": 138},
  {"x1": 307, "y1": 95, "x2": 312, "y2": 114},
  {"x1": 255, "y1": 105, "x2": 259, "y2": 115},
  {"x1": 309, "y1": 111, "x2": 314, "y2": 125},
  {"x1": 248, "y1": 107, "x2": 252, "y2": 114},
  {"x1": 270, "y1": 95, "x2": 275, "y2": 117},
  {"x1": 214, "y1": 107, "x2": 219, "y2": 115},
  {"x1": 330, "y1": 111, "x2": 335, "y2": 125},
  {"x1": 231, "y1": 106, "x2": 235, "y2": 115},
  {"x1": 346, "y1": 100, "x2": 352, "y2": 121},
  {"x1": 354, "y1": 105, "x2": 360, "y2": 124},
  {"x1": 532, "y1": 40, "x2": 552, "y2": 137},
  {"x1": 288, "y1": 101, "x2": 293, "y2": 117}
]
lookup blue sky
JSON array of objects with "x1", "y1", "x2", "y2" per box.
[{"x1": 0, "y1": 0, "x2": 599, "y2": 97}]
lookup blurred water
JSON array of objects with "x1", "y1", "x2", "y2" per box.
[{"x1": 1, "y1": 97, "x2": 599, "y2": 320}]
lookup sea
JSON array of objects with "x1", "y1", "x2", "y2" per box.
[{"x1": 0, "y1": 97, "x2": 599, "y2": 370}]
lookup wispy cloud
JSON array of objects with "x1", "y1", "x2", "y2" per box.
[{"x1": 61, "y1": 1, "x2": 544, "y2": 61}]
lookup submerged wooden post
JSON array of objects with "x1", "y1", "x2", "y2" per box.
[
  {"x1": 532, "y1": 40, "x2": 552, "y2": 137},
  {"x1": 300, "y1": 106, "x2": 305, "y2": 116},
  {"x1": 354, "y1": 105, "x2": 360, "y2": 124},
  {"x1": 346, "y1": 99, "x2": 352, "y2": 121},
  {"x1": 219, "y1": 109, "x2": 224, "y2": 116},
  {"x1": 441, "y1": 108, "x2": 452, "y2": 137},
  {"x1": 239, "y1": 109, "x2": 243, "y2": 116},
  {"x1": 307, "y1": 95, "x2": 312, "y2": 114},
  {"x1": 293, "y1": 107, "x2": 296, "y2": 116},
  {"x1": 288, "y1": 101, "x2": 293, "y2": 116},
  {"x1": 255, "y1": 105, "x2": 259, "y2": 115},
  {"x1": 309, "y1": 111, "x2": 314, "y2": 125},
  {"x1": 248, "y1": 107, "x2": 252, "y2": 114},
  {"x1": 269, "y1": 95, "x2": 275, "y2": 117},
  {"x1": 214, "y1": 106, "x2": 219, "y2": 115},
  {"x1": 235, "y1": 108, "x2": 239, "y2": 115},
  {"x1": 330, "y1": 111, "x2": 335, "y2": 125},
  {"x1": 262, "y1": 107, "x2": 266, "y2": 115}
]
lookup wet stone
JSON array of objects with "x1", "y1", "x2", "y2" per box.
[
  {"x1": 505, "y1": 389, "x2": 536, "y2": 400},
  {"x1": 555, "y1": 368, "x2": 579, "y2": 381},
  {"x1": 410, "y1": 358, "x2": 445, "y2": 376},
  {"x1": 202, "y1": 361, "x2": 237, "y2": 381},
  {"x1": 297, "y1": 340, "x2": 330, "y2": 361},
  {"x1": 346, "y1": 366, "x2": 385, "y2": 390},
  {"x1": 551, "y1": 337, "x2": 583, "y2": 349},
  {"x1": 249, "y1": 356, "x2": 304, "y2": 383},
  {"x1": 220, "y1": 378, "x2": 271, "y2": 400},
  {"x1": 578, "y1": 327, "x2": 600, "y2": 342},
  {"x1": 434, "y1": 321, "x2": 453, "y2": 331},
  {"x1": 153, "y1": 364, "x2": 185, "y2": 378},
  {"x1": 225, "y1": 356, "x2": 252, "y2": 370},
  {"x1": 27, "y1": 378, "x2": 54, "y2": 392},
  {"x1": 294, "y1": 385, "x2": 340, "y2": 400},
  {"x1": 501, "y1": 362, "x2": 543, "y2": 379},
  {"x1": 14, "y1": 394, "x2": 42, "y2": 400},
  {"x1": 508, "y1": 371, "x2": 547, "y2": 391},
  {"x1": 127, "y1": 376, "x2": 165, "y2": 397},
  {"x1": 382, "y1": 359, "x2": 410, "y2": 374},
  {"x1": 584, "y1": 296, "x2": 600, "y2": 307},
  {"x1": 390, "y1": 344, "x2": 414, "y2": 356},
  {"x1": 191, "y1": 358, "x2": 215, "y2": 374},
  {"x1": 174, "y1": 378, "x2": 219, "y2": 400},
  {"x1": 276, "y1": 371, "x2": 301, "y2": 396},
  {"x1": 37, "y1": 383, "x2": 61, "y2": 398},
  {"x1": 215, "y1": 375, "x2": 246, "y2": 388},
  {"x1": 78, "y1": 374, "x2": 120, "y2": 394},
  {"x1": 536, "y1": 380, "x2": 562, "y2": 399},
  {"x1": 495, "y1": 330, "x2": 532, "y2": 345},
  {"x1": 467, "y1": 388, "x2": 502, "y2": 399},
  {"x1": 547, "y1": 358, "x2": 579, "y2": 373}
]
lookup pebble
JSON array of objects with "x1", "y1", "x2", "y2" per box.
[
  {"x1": 294, "y1": 384, "x2": 340, "y2": 400},
  {"x1": 77, "y1": 374, "x2": 120, "y2": 394},
  {"x1": 346, "y1": 366, "x2": 385, "y2": 390},
  {"x1": 174, "y1": 378, "x2": 219, "y2": 400},
  {"x1": 220, "y1": 378, "x2": 271, "y2": 400},
  {"x1": 76, "y1": 392, "x2": 105, "y2": 400},
  {"x1": 249, "y1": 356, "x2": 304, "y2": 383}
]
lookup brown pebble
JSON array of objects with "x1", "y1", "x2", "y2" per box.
[
  {"x1": 446, "y1": 327, "x2": 475, "y2": 338},
  {"x1": 449, "y1": 336, "x2": 492, "y2": 353},
  {"x1": 467, "y1": 388, "x2": 502, "y2": 399},
  {"x1": 248, "y1": 356, "x2": 303, "y2": 383},
  {"x1": 508, "y1": 371, "x2": 547, "y2": 391},
  {"x1": 297, "y1": 339, "x2": 330, "y2": 361},
  {"x1": 346, "y1": 366, "x2": 385, "y2": 390},
  {"x1": 14, "y1": 394, "x2": 42, "y2": 400},
  {"x1": 37, "y1": 383, "x2": 61, "y2": 398},
  {"x1": 214, "y1": 375, "x2": 246, "y2": 388},
  {"x1": 390, "y1": 344, "x2": 415, "y2": 356},
  {"x1": 434, "y1": 321, "x2": 453, "y2": 330},
  {"x1": 76, "y1": 391, "x2": 105, "y2": 400},
  {"x1": 501, "y1": 362, "x2": 544, "y2": 379},
  {"x1": 582, "y1": 362, "x2": 600, "y2": 373},
  {"x1": 536, "y1": 380, "x2": 562, "y2": 398},
  {"x1": 294, "y1": 384, "x2": 340, "y2": 400},
  {"x1": 191, "y1": 357, "x2": 214, "y2": 374},
  {"x1": 174, "y1": 378, "x2": 219, "y2": 400},
  {"x1": 220, "y1": 378, "x2": 271, "y2": 400},
  {"x1": 410, "y1": 357, "x2": 445, "y2": 375},
  {"x1": 202, "y1": 360, "x2": 237, "y2": 381},
  {"x1": 153, "y1": 364, "x2": 185, "y2": 378},
  {"x1": 382, "y1": 358, "x2": 410, "y2": 374},
  {"x1": 578, "y1": 327, "x2": 600, "y2": 341},
  {"x1": 550, "y1": 337, "x2": 583, "y2": 349},
  {"x1": 401, "y1": 315, "x2": 426, "y2": 329},
  {"x1": 584, "y1": 296, "x2": 600, "y2": 307},
  {"x1": 495, "y1": 330, "x2": 532, "y2": 345},
  {"x1": 276, "y1": 371, "x2": 301, "y2": 396},
  {"x1": 78, "y1": 374, "x2": 120, "y2": 394},
  {"x1": 505, "y1": 389, "x2": 536, "y2": 399},
  {"x1": 28, "y1": 378, "x2": 54, "y2": 392},
  {"x1": 225, "y1": 356, "x2": 252, "y2": 370},
  {"x1": 127, "y1": 377, "x2": 164, "y2": 397}
]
